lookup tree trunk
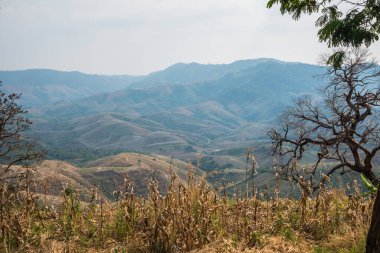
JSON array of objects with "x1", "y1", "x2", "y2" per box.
[{"x1": 366, "y1": 186, "x2": 380, "y2": 253}]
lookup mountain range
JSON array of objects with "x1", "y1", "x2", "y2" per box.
[
  {"x1": 0, "y1": 69, "x2": 142, "y2": 107},
  {"x1": 2, "y1": 59, "x2": 326, "y2": 166}
]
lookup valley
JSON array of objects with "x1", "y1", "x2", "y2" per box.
[
  {"x1": 2, "y1": 59, "x2": 334, "y2": 195},
  {"x1": 21, "y1": 59, "x2": 325, "y2": 155}
]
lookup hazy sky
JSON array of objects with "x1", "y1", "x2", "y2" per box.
[{"x1": 1, "y1": 0, "x2": 380, "y2": 75}]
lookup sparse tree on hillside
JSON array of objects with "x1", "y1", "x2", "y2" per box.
[
  {"x1": 267, "y1": 0, "x2": 380, "y2": 251},
  {"x1": 0, "y1": 83, "x2": 43, "y2": 183},
  {"x1": 268, "y1": 48, "x2": 380, "y2": 252},
  {"x1": 269, "y1": 48, "x2": 380, "y2": 186}
]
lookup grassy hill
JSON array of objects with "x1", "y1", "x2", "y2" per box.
[
  {"x1": 81, "y1": 153, "x2": 197, "y2": 198},
  {"x1": 7, "y1": 160, "x2": 95, "y2": 201},
  {"x1": 7, "y1": 153, "x2": 202, "y2": 202}
]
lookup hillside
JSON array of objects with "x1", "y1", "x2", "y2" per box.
[
  {"x1": 2, "y1": 59, "x2": 328, "y2": 196},
  {"x1": 7, "y1": 160, "x2": 95, "y2": 201},
  {"x1": 30, "y1": 60, "x2": 325, "y2": 120},
  {"x1": 7, "y1": 153, "x2": 202, "y2": 201},
  {"x1": 81, "y1": 153, "x2": 197, "y2": 198},
  {"x1": 28, "y1": 60, "x2": 326, "y2": 160}
]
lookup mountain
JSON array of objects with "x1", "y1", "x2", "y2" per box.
[
  {"x1": 28, "y1": 60, "x2": 325, "y2": 159},
  {"x1": 1, "y1": 59, "x2": 333, "y2": 199},
  {"x1": 128, "y1": 58, "x2": 284, "y2": 88},
  {"x1": 30, "y1": 60, "x2": 324, "y2": 119},
  {"x1": 0, "y1": 59, "x2": 279, "y2": 107},
  {"x1": 0, "y1": 69, "x2": 142, "y2": 107}
]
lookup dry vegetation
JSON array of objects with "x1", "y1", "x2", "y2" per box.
[
  {"x1": 82, "y1": 153, "x2": 192, "y2": 198},
  {"x1": 0, "y1": 160, "x2": 373, "y2": 253}
]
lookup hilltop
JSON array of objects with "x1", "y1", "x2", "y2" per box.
[
  {"x1": 81, "y1": 152, "x2": 197, "y2": 198},
  {"x1": 7, "y1": 153, "x2": 202, "y2": 202}
]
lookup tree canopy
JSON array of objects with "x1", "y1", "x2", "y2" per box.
[{"x1": 267, "y1": 0, "x2": 380, "y2": 48}]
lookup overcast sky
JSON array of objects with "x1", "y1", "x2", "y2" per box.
[{"x1": 1, "y1": 0, "x2": 380, "y2": 75}]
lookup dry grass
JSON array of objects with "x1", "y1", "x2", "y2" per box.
[{"x1": 0, "y1": 161, "x2": 373, "y2": 253}]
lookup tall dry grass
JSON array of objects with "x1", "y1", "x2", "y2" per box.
[{"x1": 0, "y1": 161, "x2": 374, "y2": 253}]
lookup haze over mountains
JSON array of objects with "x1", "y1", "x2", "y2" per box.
[
  {"x1": 2, "y1": 59, "x2": 326, "y2": 164},
  {"x1": 0, "y1": 69, "x2": 142, "y2": 107}
]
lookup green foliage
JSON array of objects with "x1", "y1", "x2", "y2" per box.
[
  {"x1": 326, "y1": 51, "x2": 345, "y2": 69},
  {"x1": 231, "y1": 234, "x2": 240, "y2": 248},
  {"x1": 249, "y1": 231, "x2": 264, "y2": 247},
  {"x1": 361, "y1": 174, "x2": 378, "y2": 193},
  {"x1": 193, "y1": 156, "x2": 233, "y2": 172},
  {"x1": 64, "y1": 186, "x2": 75, "y2": 196},
  {"x1": 283, "y1": 228, "x2": 295, "y2": 242},
  {"x1": 267, "y1": 0, "x2": 380, "y2": 47},
  {"x1": 61, "y1": 187, "x2": 82, "y2": 239}
]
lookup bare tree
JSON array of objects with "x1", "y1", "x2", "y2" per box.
[
  {"x1": 269, "y1": 48, "x2": 380, "y2": 252},
  {"x1": 0, "y1": 83, "x2": 43, "y2": 183},
  {"x1": 0, "y1": 84, "x2": 44, "y2": 253},
  {"x1": 269, "y1": 48, "x2": 380, "y2": 190}
]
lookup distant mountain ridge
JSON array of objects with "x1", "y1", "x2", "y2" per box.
[
  {"x1": 1, "y1": 59, "x2": 318, "y2": 108},
  {"x1": 128, "y1": 58, "x2": 288, "y2": 88},
  {"x1": 21, "y1": 59, "x2": 327, "y2": 159},
  {"x1": 0, "y1": 69, "x2": 142, "y2": 107}
]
